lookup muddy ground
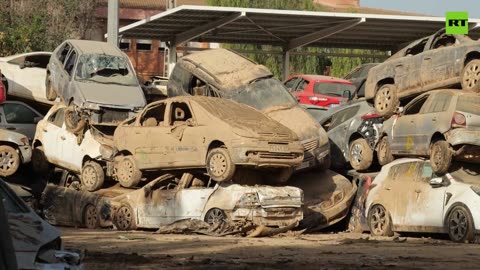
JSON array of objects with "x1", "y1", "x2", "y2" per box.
[{"x1": 61, "y1": 228, "x2": 480, "y2": 270}]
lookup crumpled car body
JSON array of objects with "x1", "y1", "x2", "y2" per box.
[
  {"x1": 167, "y1": 48, "x2": 330, "y2": 172},
  {"x1": 106, "y1": 173, "x2": 303, "y2": 230},
  {"x1": 0, "y1": 179, "x2": 84, "y2": 269},
  {"x1": 47, "y1": 39, "x2": 146, "y2": 125},
  {"x1": 112, "y1": 96, "x2": 304, "y2": 185},
  {"x1": 0, "y1": 129, "x2": 31, "y2": 177}
]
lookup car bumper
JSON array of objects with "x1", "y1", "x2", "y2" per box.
[
  {"x1": 446, "y1": 129, "x2": 480, "y2": 146},
  {"x1": 19, "y1": 145, "x2": 32, "y2": 163},
  {"x1": 296, "y1": 140, "x2": 330, "y2": 171},
  {"x1": 231, "y1": 143, "x2": 304, "y2": 167},
  {"x1": 231, "y1": 206, "x2": 303, "y2": 227}
]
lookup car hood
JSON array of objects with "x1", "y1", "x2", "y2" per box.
[
  {"x1": 228, "y1": 119, "x2": 297, "y2": 140},
  {"x1": 217, "y1": 183, "x2": 303, "y2": 207},
  {"x1": 73, "y1": 81, "x2": 146, "y2": 108}
]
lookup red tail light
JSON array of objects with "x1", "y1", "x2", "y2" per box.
[
  {"x1": 451, "y1": 112, "x2": 466, "y2": 127},
  {"x1": 361, "y1": 112, "x2": 381, "y2": 120}
]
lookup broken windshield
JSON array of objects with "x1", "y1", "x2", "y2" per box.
[
  {"x1": 229, "y1": 78, "x2": 297, "y2": 111},
  {"x1": 75, "y1": 54, "x2": 137, "y2": 86}
]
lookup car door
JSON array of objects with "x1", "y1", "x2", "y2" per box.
[
  {"x1": 421, "y1": 34, "x2": 459, "y2": 87},
  {"x1": 60, "y1": 49, "x2": 78, "y2": 100},
  {"x1": 137, "y1": 178, "x2": 178, "y2": 227},
  {"x1": 389, "y1": 94, "x2": 430, "y2": 155},
  {"x1": 38, "y1": 107, "x2": 64, "y2": 164},
  {"x1": 293, "y1": 79, "x2": 310, "y2": 104},
  {"x1": 56, "y1": 121, "x2": 82, "y2": 172},
  {"x1": 174, "y1": 174, "x2": 215, "y2": 219},
  {"x1": 395, "y1": 37, "x2": 429, "y2": 92},
  {"x1": 0, "y1": 102, "x2": 42, "y2": 140},
  {"x1": 326, "y1": 105, "x2": 361, "y2": 161}
]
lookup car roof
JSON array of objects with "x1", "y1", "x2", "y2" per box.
[
  {"x1": 65, "y1": 39, "x2": 124, "y2": 56},
  {"x1": 0, "y1": 51, "x2": 52, "y2": 61},
  {"x1": 291, "y1": 74, "x2": 353, "y2": 84},
  {"x1": 426, "y1": 89, "x2": 478, "y2": 96}
]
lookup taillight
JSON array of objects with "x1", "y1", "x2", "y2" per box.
[
  {"x1": 361, "y1": 112, "x2": 381, "y2": 120},
  {"x1": 451, "y1": 112, "x2": 466, "y2": 127}
]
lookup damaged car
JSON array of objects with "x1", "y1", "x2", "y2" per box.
[
  {"x1": 366, "y1": 158, "x2": 480, "y2": 243},
  {"x1": 0, "y1": 179, "x2": 84, "y2": 269},
  {"x1": 378, "y1": 89, "x2": 480, "y2": 174},
  {"x1": 112, "y1": 96, "x2": 304, "y2": 187},
  {"x1": 46, "y1": 40, "x2": 146, "y2": 132},
  {"x1": 365, "y1": 29, "x2": 480, "y2": 117},
  {"x1": 167, "y1": 48, "x2": 330, "y2": 172},
  {"x1": 0, "y1": 129, "x2": 31, "y2": 177},
  {"x1": 108, "y1": 173, "x2": 303, "y2": 231}
]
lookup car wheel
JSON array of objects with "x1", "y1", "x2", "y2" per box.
[
  {"x1": 46, "y1": 75, "x2": 57, "y2": 101},
  {"x1": 204, "y1": 208, "x2": 227, "y2": 225},
  {"x1": 264, "y1": 167, "x2": 294, "y2": 184},
  {"x1": 32, "y1": 146, "x2": 51, "y2": 176},
  {"x1": 115, "y1": 156, "x2": 141, "y2": 188},
  {"x1": 64, "y1": 105, "x2": 86, "y2": 133},
  {"x1": 377, "y1": 136, "x2": 394, "y2": 166},
  {"x1": 349, "y1": 138, "x2": 374, "y2": 171},
  {"x1": 447, "y1": 205, "x2": 475, "y2": 243},
  {"x1": 83, "y1": 204, "x2": 100, "y2": 229},
  {"x1": 0, "y1": 145, "x2": 20, "y2": 177},
  {"x1": 368, "y1": 204, "x2": 393, "y2": 237},
  {"x1": 430, "y1": 140, "x2": 452, "y2": 175},
  {"x1": 113, "y1": 204, "x2": 136, "y2": 231},
  {"x1": 374, "y1": 84, "x2": 399, "y2": 117},
  {"x1": 461, "y1": 59, "x2": 480, "y2": 92},
  {"x1": 206, "y1": 147, "x2": 235, "y2": 182},
  {"x1": 81, "y1": 161, "x2": 105, "y2": 192}
]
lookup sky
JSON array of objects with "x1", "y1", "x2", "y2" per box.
[{"x1": 361, "y1": 0, "x2": 480, "y2": 18}]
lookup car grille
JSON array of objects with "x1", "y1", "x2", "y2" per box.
[
  {"x1": 258, "y1": 132, "x2": 291, "y2": 140},
  {"x1": 302, "y1": 139, "x2": 318, "y2": 152},
  {"x1": 258, "y1": 152, "x2": 299, "y2": 160},
  {"x1": 101, "y1": 108, "x2": 130, "y2": 123}
]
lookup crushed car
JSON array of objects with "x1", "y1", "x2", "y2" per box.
[
  {"x1": 167, "y1": 48, "x2": 330, "y2": 172},
  {"x1": 0, "y1": 129, "x2": 31, "y2": 176},
  {"x1": 365, "y1": 29, "x2": 480, "y2": 117},
  {"x1": 111, "y1": 96, "x2": 304, "y2": 187},
  {"x1": 46, "y1": 40, "x2": 146, "y2": 132},
  {"x1": 366, "y1": 158, "x2": 480, "y2": 243},
  {"x1": 0, "y1": 179, "x2": 84, "y2": 269},
  {"x1": 377, "y1": 89, "x2": 480, "y2": 174}
]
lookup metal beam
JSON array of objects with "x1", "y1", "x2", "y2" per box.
[
  {"x1": 287, "y1": 18, "x2": 365, "y2": 51},
  {"x1": 174, "y1": 12, "x2": 245, "y2": 45},
  {"x1": 107, "y1": 0, "x2": 119, "y2": 46},
  {"x1": 282, "y1": 49, "x2": 290, "y2": 81}
]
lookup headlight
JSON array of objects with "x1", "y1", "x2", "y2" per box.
[
  {"x1": 82, "y1": 101, "x2": 101, "y2": 111},
  {"x1": 20, "y1": 137, "x2": 29, "y2": 145},
  {"x1": 471, "y1": 186, "x2": 480, "y2": 196},
  {"x1": 236, "y1": 192, "x2": 260, "y2": 207}
]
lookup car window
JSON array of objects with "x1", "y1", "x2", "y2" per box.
[
  {"x1": 170, "y1": 102, "x2": 193, "y2": 126},
  {"x1": 24, "y1": 54, "x2": 50, "y2": 69},
  {"x1": 423, "y1": 93, "x2": 452, "y2": 113},
  {"x1": 7, "y1": 56, "x2": 26, "y2": 66},
  {"x1": 171, "y1": 64, "x2": 194, "y2": 93},
  {"x1": 387, "y1": 162, "x2": 422, "y2": 181},
  {"x1": 48, "y1": 108, "x2": 65, "y2": 128},
  {"x1": 58, "y1": 43, "x2": 71, "y2": 63},
  {"x1": 405, "y1": 38, "x2": 428, "y2": 56},
  {"x1": 313, "y1": 82, "x2": 356, "y2": 96},
  {"x1": 64, "y1": 50, "x2": 77, "y2": 76},
  {"x1": 329, "y1": 106, "x2": 360, "y2": 131},
  {"x1": 3, "y1": 103, "x2": 37, "y2": 124},
  {"x1": 404, "y1": 95, "x2": 429, "y2": 115},
  {"x1": 284, "y1": 78, "x2": 298, "y2": 90},
  {"x1": 431, "y1": 35, "x2": 457, "y2": 50},
  {"x1": 140, "y1": 103, "x2": 166, "y2": 127},
  {"x1": 296, "y1": 79, "x2": 308, "y2": 92}
]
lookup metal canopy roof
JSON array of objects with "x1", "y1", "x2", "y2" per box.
[{"x1": 118, "y1": 5, "x2": 480, "y2": 51}]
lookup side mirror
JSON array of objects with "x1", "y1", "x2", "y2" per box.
[
  {"x1": 33, "y1": 116, "x2": 42, "y2": 124},
  {"x1": 342, "y1": 90, "x2": 352, "y2": 101},
  {"x1": 429, "y1": 177, "x2": 443, "y2": 187},
  {"x1": 19, "y1": 62, "x2": 26, "y2": 69},
  {"x1": 396, "y1": 106, "x2": 404, "y2": 114}
]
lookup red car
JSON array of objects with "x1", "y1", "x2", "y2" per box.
[{"x1": 284, "y1": 75, "x2": 356, "y2": 108}]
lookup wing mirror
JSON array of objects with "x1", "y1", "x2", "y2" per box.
[
  {"x1": 395, "y1": 106, "x2": 404, "y2": 115},
  {"x1": 429, "y1": 177, "x2": 444, "y2": 187},
  {"x1": 342, "y1": 90, "x2": 352, "y2": 101}
]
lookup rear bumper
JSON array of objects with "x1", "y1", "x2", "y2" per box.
[
  {"x1": 446, "y1": 129, "x2": 480, "y2": 146},
  {"x1": 231, "y1": 206, "x2": 303, "y2": 227}
]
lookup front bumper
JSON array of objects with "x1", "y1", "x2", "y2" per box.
[
  {"x1": 19, "y1": 145, "x2": 32, "y2": 163},
  {"x1": 231, "y1": 141, "x2": 304, "y2": 167},
  {"x1": 231, "y1": 206, "x2": 303, "y2": 227}
]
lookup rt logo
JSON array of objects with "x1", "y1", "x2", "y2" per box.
[{"x1": 446, "y1": 12, "x2": 468, "y2": 34}]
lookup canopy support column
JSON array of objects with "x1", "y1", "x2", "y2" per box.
[{"x1": 282, "y1": 49, "x2": 290, "y2": 81}]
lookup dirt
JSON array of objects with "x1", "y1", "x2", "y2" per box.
[{"x1": 60, "y1": 228, "x2": 480, "y2": 269}]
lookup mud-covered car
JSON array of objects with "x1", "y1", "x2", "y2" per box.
[
  {"x1": 46, "y1": 40, "x2": 146, "y2": 132},
  {"x1": 108, "y1": 173, "x2": 303, "y2": 230},
  {"x1": 344, "y1": 63, "x2": 379, "y2": 99},
  {"x1": 167, "y1": 48, "x2": 330, "y2": 172},
  {"x1": 0, "y1": 129, "x2": 31, "y2": 176},
  {"x1": 319, "y1": 101, "x2": 383, "y2": 171},
  {"x1": 366, "y1": 158, "x2": 480, "y2": 243},
  {"x1": 112, "y1": 96, "x2": 304, "y2": 187},
  {"x1": 378, "y1": 89, "x2": 480, "y2": 174},
  {"x1": 365, "y1": 29, "x2": 480, "y2": 117},
  {"x1": 0, "y1": 179, "x2": 84, "y2": 269}
]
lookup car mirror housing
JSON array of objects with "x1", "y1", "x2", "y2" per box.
[
  {"x1": 429, "y1": 177, "x2": 443, "y2": 187},
  {"x1": 396, "y1": 106, "x2": 404, "y2": 114}
]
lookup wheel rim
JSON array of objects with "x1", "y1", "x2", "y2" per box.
[
  {"x1": 375, "y1": 87, "x2": 393, "y2": 113},
  {"x1": 83, "y1": 165, "x2": 98, "y2": 188},
  {"x1": 370, "y1": 206, "x2": 387, "y2": 235},
  {"x1": 431, "y1": 143, "x2": 444, "y2": 168},
  {"x1": 85, "y1": 205, "x2": 98, "y2": 229},
  {"x1": 117, "y1": 206, "x2": 133, "y2": 230},
  {"x1": 0, "y1": 150, "x2": 16, "y2": 172},
  {"x1": 350, "y1": 142, "x2": 364, "y2": 166},
  {"x1": 464, "y1": 63, "x2": 480, "y2": 89},
  {"x1": 449, "y1": 209, "x2": 468, "y2": 241},
  {"x1": 118, "y1": 159, "x2": 134, "y2": 181},
  {"x1": 209, "y1": 153, "x2": 227, "y2": 177},
  {"x1": 378, "y1": 138, "x2": 388, "y2": 162},
  {"x1": 206, "y1": 209, "x2": 225, "y2": 225}
]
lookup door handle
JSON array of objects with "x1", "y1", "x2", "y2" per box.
[
  {"x1": 410, "y1": 120, "x2": 414, "y2": 123},
  {"x1": 432, "y1": 118, "x2": 437, "y2": 122},
  {"x1": 42, "y1": 128, "x2": 48, "y2": 132},
  {"x1": 385, "y1": 187, "x2": 391, "y2": 191},
  {"x1": 415, "y1": 189, "x2": 421, "y2": 193},
  {"x1": 6, "y1": 127, "x2": 15, "y2": 130},
  {"x1": 424, "y1": 57, "x2": 432, "y2": 60},
  {"x1": 60, "y1": 135, "x2": 66, "y2": 140}
]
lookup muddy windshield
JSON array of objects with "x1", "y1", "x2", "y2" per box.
[
  {"x1": 75, "y1": 54, "x2": 137, "y2": 86},
  {"x1": 230, "y1": 78, "x2": 297, "y2": 111}
]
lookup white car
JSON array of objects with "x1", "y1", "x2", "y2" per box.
[
  {"x1": 0, "y1": 52, "x2": 53, "y2": 104},
  {"x1": 366, "y1": 158, "x2": 480, "y2": 243},
  {"x1": 32, "y1": 104, "x2": 106, "y2": 191}
]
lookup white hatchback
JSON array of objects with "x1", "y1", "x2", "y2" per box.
[{"x1": 366, "y1": 158, "x2": 480, "y2": 243}]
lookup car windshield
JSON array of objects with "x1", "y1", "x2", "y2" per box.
[
  {"x1": 229, "y1": 78, "x2": 297, "y2": 111},
  {"x1": 75, "y1": 54, "x2": 137, "y2": 86},
  {"x1": 313, "y1": 82, "x2": 356, "y2": 97},
  {"x1": 306, "y1": 108, "x2": 327, "y2": 120}
]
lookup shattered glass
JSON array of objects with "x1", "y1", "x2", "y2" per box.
[{"x1": 75, "y1": 54, "x2": 137, "y2": 86}]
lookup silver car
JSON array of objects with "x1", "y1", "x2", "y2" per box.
[
  {"x1": 0, "y1": 129, "x2": 31, "y2": 176},
  {"x1": 0, "y1": 100, "x2": 43, "y2": 140},
  {"x1": 46, "y1": 40, "x2": 146, "y2": 132}
]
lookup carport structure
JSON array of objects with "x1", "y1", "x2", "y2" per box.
[{"x1": 117, "y1": 5, "x2": 480, "y2": 79}]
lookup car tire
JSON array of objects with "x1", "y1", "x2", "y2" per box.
[
  {"x1": 430, "y1": 140, "x2": 452, "y2": 175},
  {"x1": 64, "y1": 105, "x2": 86, "y2": 133},
  {"x1": 264, "y1": 167, "x2": 294, "y2": 184},
  {"x1": 374, "y1": 84, "x2": 399, "y2": 118},
  {"x1": 349, "y1": 138, "x2": 374, "y2": 171},
  {"x1": 368, "y1": 204, "x2": 394, "y2": 237},
  {"x1": 83, "y1": 204, "x2": 100, "y2": 229},
  {"x1": 377, "y1": 136, "x2": 394, "y2": 166},
  {"x1": 81, "y1": 161, "x2": 105, "y2": 192},
  {"x1": 115, "y1": 156, "x2": 142, "y2": 188},
  {"x1": 113, "y1": 204, "x2": 136, "y2": 231},
  {"x1": 206, "y1": 147, "x2": 235, "y2": 182},
  {"x1": 46, "y1": 75, "x2": 57, "y2": 101},
  {"x1": 447, "y1": 205, "x2": 475, "y2": 243},
  {"x1": 204, "y1": 208, "x2": 227, "y2": 226},
  {"x1": 32, "y1": 146, "x2": 52, "y2": 176},
  {"x1": 461, "y1": 59, "x2": 480, "y2": 92},
  {"x1": 0, "y1": 145, "x2": 20, "y2": 177}
]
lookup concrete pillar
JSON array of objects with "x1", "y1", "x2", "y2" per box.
[
  {"x1": 282, "y1": 49, "x2": 290, "y2": 81},
  {"x1": 107, "y1": 0, "x2": 119, "y2": 46},
  {"x1": 168, "y1": 45, "x2": 177, "y2": 76}
]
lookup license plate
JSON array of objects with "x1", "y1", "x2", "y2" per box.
[
  {"x1": 270, "y1": 145, "x2": 288, "y2": 152},
  {"x1": 329, "y1": 104, "x2": 339, "y2": 108},
  {"x1": 297, "y1": 161, "x2": 310, "y2": 170}
]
